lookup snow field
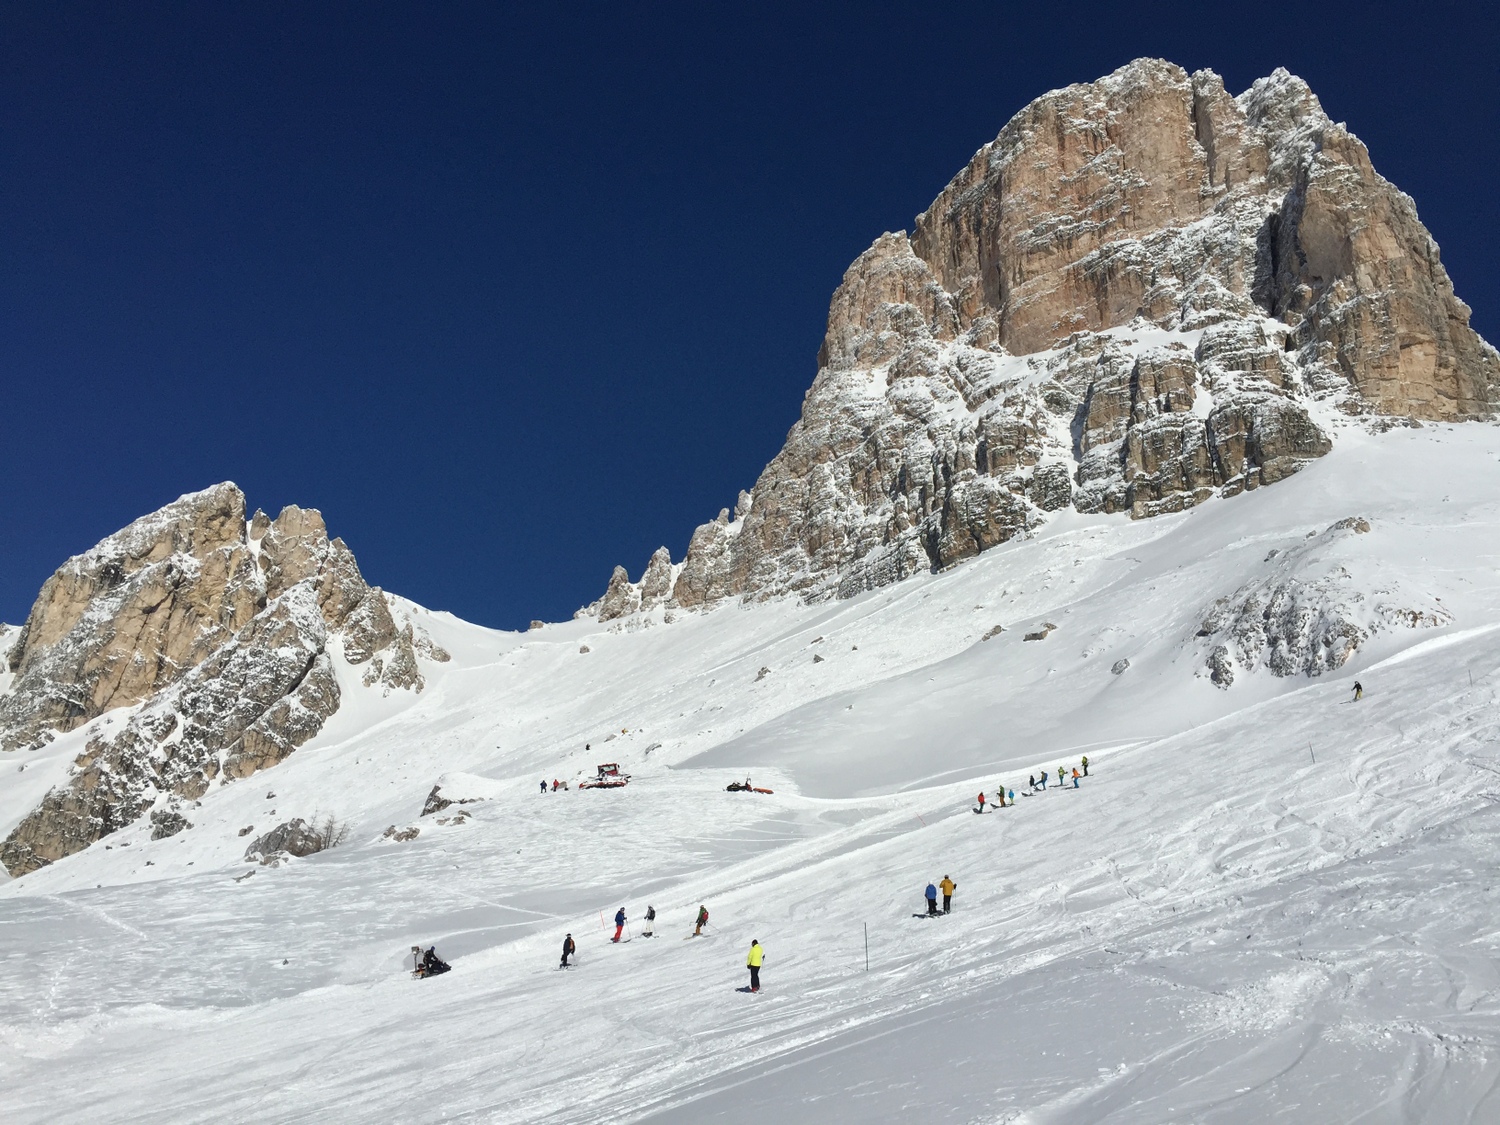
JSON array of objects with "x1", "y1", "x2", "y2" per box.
[{"x1": 3, "y1": 423, "x2": 1500, "y2": 1121}]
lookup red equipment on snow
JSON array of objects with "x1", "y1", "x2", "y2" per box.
[{"x1": 580, "y1": 763, "x2": 631, "y2": 789}]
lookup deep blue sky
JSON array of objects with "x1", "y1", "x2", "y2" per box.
[{"x1": 2, "y1": 2, "x2": 1496, "y2": 630}]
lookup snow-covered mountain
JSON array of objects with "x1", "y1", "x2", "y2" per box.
[
  {"x1": 585, "y1": 58, "x2": 1497, "y2": 614},
  {"x1": 4, "y1": 58, "x2": 1500, "y2": 1123}
]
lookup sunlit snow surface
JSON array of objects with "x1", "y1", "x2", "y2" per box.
[{"x1": 5, "y1": 423, "x2": 1500, "y2": 1122}]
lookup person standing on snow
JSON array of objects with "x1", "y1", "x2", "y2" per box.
[
  {"x1": 1057, "y1": 766, "x2": 1065, "y2": 788},
  {"x1": 1038, "y1": 770, "x2": 1047, "y2": 790},
  {"x1": 1007, "y1": 787, "x2": 1015, "y2": 805},
  {"x1": 1081, "y1": 755, "x2": 1089, "y2": 777},
  {"x1": 643, "y1": 905, "x2": 656, "y2": 937},
  {"x1": 1352, "y1": 681, "x2": 1363, "y2": 702},
  {"x1": 940, "y1": 875, "x2": 957, "y2": 913},
  {"x1": 925, "y1": 882, "x2": 939, "y2": 916},
  {"x1": 540, "y1": 780, "x2": 547, "y2": 794},
  {"x1": 746, "y1": 939, "x2": 764, "y2": 992},
  {"x1": 1027, "y1": 774, "x2": 1035, "y2": 791},
  {"x1": 560, "y1": 933, "x2": 576, "y2": 968},
  {"x1": 977, "y1": 791, "x2": 986, "y2": 812},
  {"x1": 694, "y1": 905, "x2": 709, "y2": 936},
  {"x1": 612, "y1": 907, "x2": 626, "y2": 943},
  {"x1": 1071, "y1": 768, "x2": 1080, "y2": 789}
]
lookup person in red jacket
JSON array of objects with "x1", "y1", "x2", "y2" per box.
[
  {"x1": 977, "y1": 791, "x2": 986, "y2": 812},
  {"x1": 693, "y1": 905, "x2": 709, "y2": 935}
]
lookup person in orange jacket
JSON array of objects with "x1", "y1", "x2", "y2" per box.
[
  {"x1": 1071, "y1": 768, "x2": 1080, "y2": 789},
  {"x1": 939, "y1": 875, "x2": 956, "y2": 913}
]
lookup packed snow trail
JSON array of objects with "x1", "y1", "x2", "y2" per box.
[{"x1": 3, "y1": 425, "x2": 1500, "y2": 1121}]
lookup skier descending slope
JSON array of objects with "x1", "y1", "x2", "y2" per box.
[
  {"x1": 925, "y1": 883, "x2": 939, "y2": 916},
  {"x1": 1353, "y1": 681, "x2": 1364, "y2": 702},
  {"x1": 940, "y1": 876, "x2": 956, "y2": 913},
  {"x1": 612, "y1": 908, "x2": 626, "y2": 943},
  {"x1": 1072, "y1": 768, "x2": 1081, "y2": 789},
  {"x1": 560, "y1": 934, "x2": 576, "y2": 968},
  {"x1": 692, "y1": 905, "x2": 709, "y2": 937},
  {"x1": 745, "y1": 940, "x2": 764, "y2": 993}
]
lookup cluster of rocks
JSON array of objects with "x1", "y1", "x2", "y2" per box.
[
  {"x1": 1197, "y1": 517, "x2": 1450, "y2": 686},
  {"x1": 243, "y1": 816, "x2": 346, "y2": 866},
  {"x1": 0, "y1": 483, "x2": 449, "y2": 876},
  {"x1": 583, "y1": 59, "x2": 1497, "y2": 619}
]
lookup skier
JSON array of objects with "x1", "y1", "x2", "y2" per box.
[
  {"x1": 746, "y1": 939, "x2": 764, "y2": 992},
  {"x1": 643, "y1": 905, "x2": 656, "y2": 937},
  {"x1": 925, "y1": 882, "x2": 939, "y2": 916},
  {"x1": 1007, "y1": 788, "x2": 1015, "y2": 805},
  {"x1": 1352, "y1": 681, "x2": 1364, "y2": 702},
  {"x1": 612, "y1": 907, "x2": 626, "y2": 943},
  {"x1": 415, "y1": 946, "x2": 451, "y2": 978},
  {"x1": 560, "y1": 933, "x2": 576, "y2": 968},
  {"x1": 1027, "y1": 774, "x2": 1036, "y2": 791},
  {"x1": 1071, "y1": 767, "x2": 1080, "y2": 789},
  {"x1": 940, "y1": 875, "x2": 956, "y2": 913},
  {"x1": 1038, "y1": 770, "x2": 1047, "y2": 790},
  {"x1": 694, "y1": 905, "x2": 709, "y2": 936},
  {"x1": 1057, "y1": 766, "x2": 1065, "y2": 788},
  {"x1": 1081, "y1": 755, "x2": 1089, "y2": 777},
  {"x1": 977, "y1": 791, "x2": 986, "y2": 812},
  {"x1": 539, "y1": 779, "x2": 547, "y2": 794}
]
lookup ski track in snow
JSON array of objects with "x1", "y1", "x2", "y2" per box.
[{"x1": 2, "y1": 426, "x2": 1500, "y2": 1121}]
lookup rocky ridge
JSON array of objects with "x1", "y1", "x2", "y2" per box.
[
  {"x1": 585, "y1": 59, "x2": 1498, "y2": 619},
  {"x1": 0, "y1": 484, "x2": 449, "y2": 876}
]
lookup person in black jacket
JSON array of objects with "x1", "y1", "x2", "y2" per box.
[
  {"x1": 560, "y1": 933, "x2": 576, "y2": 968},
  {"x1": 416, "y1": 946, "x2": 450, "y2": 977},
  {"x1": 643, "y1": 905, "x2": 656, "y2": 937}
]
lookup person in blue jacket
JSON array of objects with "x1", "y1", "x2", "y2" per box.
[
  {"x1": 612, "y1": 907, "x2": 626, "y2": 943},
  {"x1": 925, "y1": 882, "x2": 939, "y2": 916}
]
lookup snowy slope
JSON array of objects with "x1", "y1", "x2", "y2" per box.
[{"x1": 4, "y1": 422, "x2": 1500, "y2": 1122}]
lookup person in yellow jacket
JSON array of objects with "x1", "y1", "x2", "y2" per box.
[
  {"x1": 939, "y1": 875, "x2": 957, "y2": 913},
  {"x1": 746, "y1": 939, "x2": 764, "y2": 992}
]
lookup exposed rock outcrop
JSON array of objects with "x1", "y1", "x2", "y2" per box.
[
  {"x1": 0, "y1": 484, "x2": 445, "y2": 876},
  {"x1": 1197, "y1": 518, "x2": 1450, "y2": 686},
  {"x1": 584, "y1": 59, "x2": 1497, "y2": 616}
]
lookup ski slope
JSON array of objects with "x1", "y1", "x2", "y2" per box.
[{"x1": 4, "y1": 422, "x2": 1500, "y2": 1122}]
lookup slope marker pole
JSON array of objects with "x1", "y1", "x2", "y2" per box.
[
  {"x1": 1309, "y1": 743, "x2": 1315, "y2": 765},
  {"x1": 864, "y1": 922, "x2": 869, "y2": 972}
]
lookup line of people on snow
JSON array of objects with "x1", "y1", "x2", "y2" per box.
[
  {"x1": 559, "y1": 903, "x2": 759, "y2": 987},
  {"x1": 976, "y1": 755, "x2": 1090, "y2": 811}
]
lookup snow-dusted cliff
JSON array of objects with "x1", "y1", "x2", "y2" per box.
[{"x1": 586, "y1": 59, "x2": 1499, "y2": 615}]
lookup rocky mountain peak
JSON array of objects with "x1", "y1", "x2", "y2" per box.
[
  {"x1": 584, "y1": 58, "x2": 1498, "y2": 619},
  {"x1": 0, "y1": 483, "x2": 449, "y2": 875}
]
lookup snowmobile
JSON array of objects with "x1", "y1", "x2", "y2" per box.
[
  {"x1": 412, "y1": 945, "x2": 451, "y2": 978},
  {"x1": 725, "y1": 780, "x2": 774, "y2": 794},
  {"x1": 579, "y1": 763, "x2": 631, "y2": 789}
]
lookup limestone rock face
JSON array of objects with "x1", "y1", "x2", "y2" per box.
[
  {"x1": 0, "y1": 484, "x2": 442, "y2": 875},
  {"x1": 582, "y1": 58, "x2": 1497, "y2": 614},
  {"x1": 0, "y1": 483, "x2": 263, "y2": 751}
]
